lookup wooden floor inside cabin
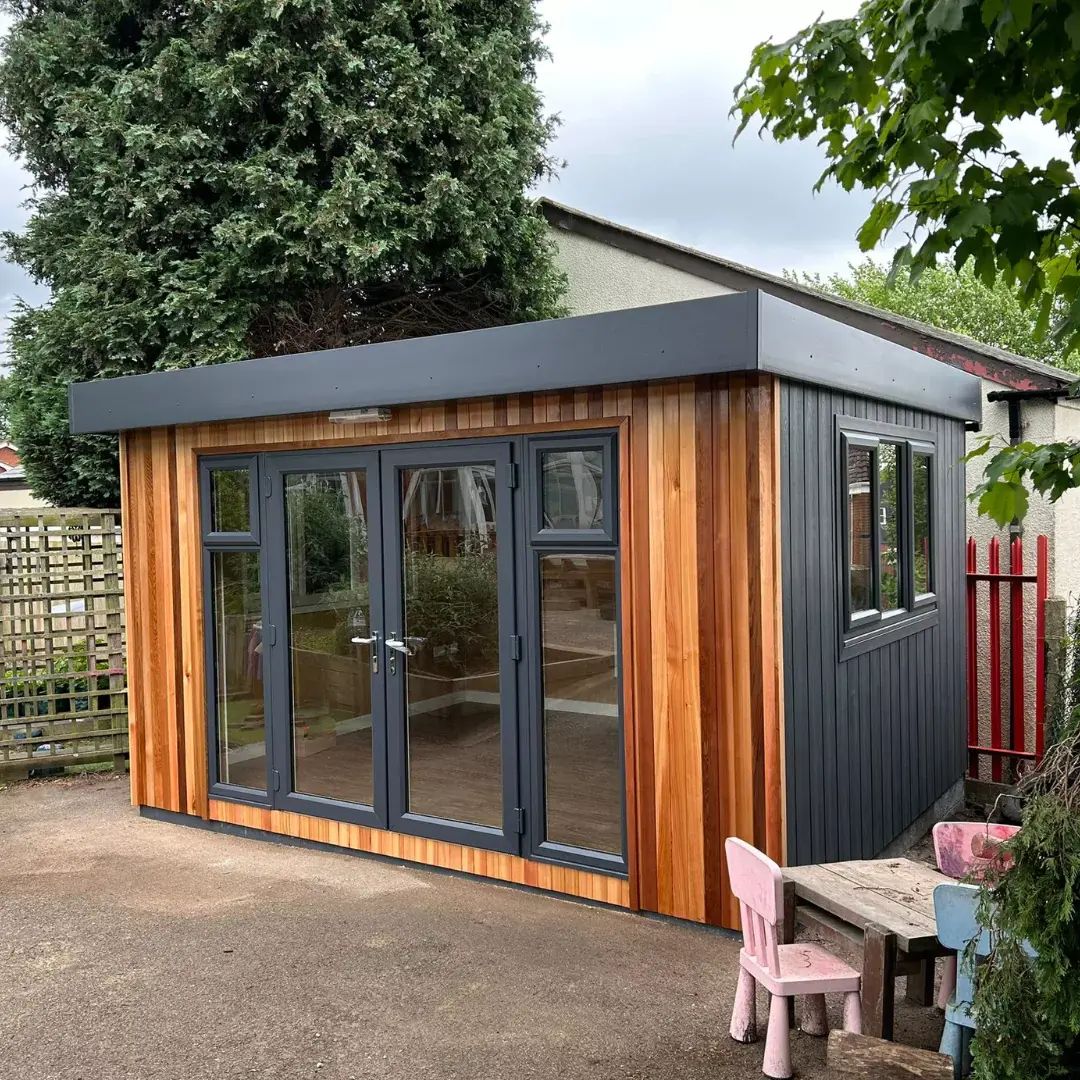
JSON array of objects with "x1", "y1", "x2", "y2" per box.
[{"x1": 227, "y1": 705, "x2": 623, "y2": 855}]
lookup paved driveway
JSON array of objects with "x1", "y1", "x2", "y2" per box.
[{"x1": 0, "y1": 776, "x2": 940, "y2": 1080}]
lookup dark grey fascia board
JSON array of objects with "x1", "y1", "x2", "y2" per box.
[
  {"x1": 68, "y1": 289, "x2": 981, "y2": 434},
  {"x1": 756, "y1": 293, "x2": 982, "y2": 425},
  {"x1": 69, "y1": 292, "x2": 758, "y2": 434}
]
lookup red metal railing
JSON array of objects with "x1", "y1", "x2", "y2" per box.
[{"x1": 966, "y1": 535, "x2": 1049, "y2": 781}]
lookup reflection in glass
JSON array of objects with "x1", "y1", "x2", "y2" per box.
[
  {"x1": 210, "y1": 469, "x2": 250, "y2": 533},
  {"x1": 541, "y1": 554, "x2": 621, "y2": 854},
  {"x1": 401, "y1": 465, "x2": 502, "y2": 827},
  {"x1": 914, "y1": 454, "x2": 932, "y2": 595},
  {"x1": 847, "y1": 445, "x2": 874, "y2": 614},
  {"x1": 285, "y1": 471, "x2": 373, "y2": 806},
  {"x1": 211, "y1": 551, "x2": 265, "y2": 789},
  {"x1": 542, "y1": 449, "x2": 604, "y2": 531},
  {"x1": 879, "y1": 443, "x2": 902, "y2": 611}
]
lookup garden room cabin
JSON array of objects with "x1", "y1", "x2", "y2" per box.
[{"x1": 69, "y1": 291, "x2": 981, "y2": 931}]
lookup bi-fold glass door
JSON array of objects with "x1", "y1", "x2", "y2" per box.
[{"x1": 261, "y1": 443, "x2": 519, "y2": 851}]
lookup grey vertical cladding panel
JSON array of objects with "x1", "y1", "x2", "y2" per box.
[
  {"x1": 804, "y1": 388, "x2": 827, "y2": 864},
  {"x1": 819, "y1": 390, "x2": 840, "y2": 864},
  {"x1": 780, "y1": 379, "x2": 968, "y2": 866}
]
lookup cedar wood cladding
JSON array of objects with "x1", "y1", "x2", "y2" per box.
[
  {"x1": 120, "y1": 377, "x2": 784, "y2": 931},
  {"x1": 779, "y1": 380, "x2": 967, "y2": 867}
]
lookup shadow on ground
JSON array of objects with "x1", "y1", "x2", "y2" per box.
[{"x1": 0, "y1": 776, "x2": 943, "y2": 1080}]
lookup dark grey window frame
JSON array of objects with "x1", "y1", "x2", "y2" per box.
[
  {"x1": 263, "y1": 449, "x2": 388, "y2": 832},
  {"x1": 523, "y1": 431, "x2": 627, "y2": 877},
  {"x1": 201, "y1": 455, "x2": 275, "y2": 804},
  {"x1": 200, "y1": 456, "x2": 261, "y2": 546},
  {"x1": 530, "y1": 432, "x2": 618, "y2": 546},
  {"x1": 836, "y1": 417, "x2": 939, "y2": 661},
  {"x1": 198, "y1": 433, "x2": 628, "y2": 879},
  {"x1": 380, "y1": 440, "x2": 523, "y2": 854}
]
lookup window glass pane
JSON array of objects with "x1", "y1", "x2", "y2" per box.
[
  {"x1": 211, "y1": 551, "x2": 265, "y2": 789},
  {"x1": 542, "y1": 449, "x2": 604, "y2": 531},
  {"x1": 914, "y1": 454, "x2": 932, "y2": 595},
  {"x1": 285, "y1": 471, "x2": 373, "y2": 806},
  {"x1": 401, "y1": 464, "x2": 502, "y2": 828},
  {"x1": 879, "y1": 443, "x2": 902, "y2": 612},
  {"x1": 541, "y1": 553, "x2": 622, "y2": 855},
  {"x1": 210, "y1": 468, "x2": 250, "y2": 533},
  {"x1": 847, "y1": 444, "x2": 874, "y2": 614}
]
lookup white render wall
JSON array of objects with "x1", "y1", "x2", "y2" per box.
[{"x1": 551, "y1": 228, "x2": 733, "y2": 316}]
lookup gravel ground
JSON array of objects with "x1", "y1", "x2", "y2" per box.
[{"x1": 0, "y1": 775, "x2": 944, "y2": 1080}]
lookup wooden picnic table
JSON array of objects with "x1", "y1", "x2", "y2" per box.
[{"x1": 782, "y1": 857, "x2": 951, "y2": 1041}]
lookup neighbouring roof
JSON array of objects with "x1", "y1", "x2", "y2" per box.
[
  {"x1": 541, "y1": 198, "x2": 1078, "y2": 394},
  {"x1": 68, "y1": 291, "x2": 981, "y2": 435}
]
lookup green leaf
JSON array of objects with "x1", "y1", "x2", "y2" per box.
[
  {"x1": 950, "y1": 202, "x2": 992, "y2": 236},
  {"x1": 857, "y1": 200, "x2": 902, "y2": 251},
  {"x1": 927, "y1": 0, "x2": 973, "y2": 35},
  {"x1": 1067, "y1": 9, "x2": 1080, "y2": 49}
]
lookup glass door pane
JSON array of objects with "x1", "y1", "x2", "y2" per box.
[
  {"x1": 401, "y1": 463, "x2": 502, "y2": 826},
  {"x1": 285, "y1": 470, "x2": 375, "y2": 805},
  {"x1": 382, "y1": 444, "x2": 517, "y2": 848},
  {"x1": 265, "y1": 450, "x2": 385, "y2": 825}
]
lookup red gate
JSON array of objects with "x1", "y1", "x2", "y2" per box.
[{"x1": 965, "y1": 534, "x2": 1049, "y2": 781}]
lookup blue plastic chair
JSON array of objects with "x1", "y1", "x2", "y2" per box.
[{"x1": 934, "y1": 883, "x2": 992, "y2": 1077}]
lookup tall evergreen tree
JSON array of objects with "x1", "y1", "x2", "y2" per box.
[{"x1": 0, "y1": 0, "x2": 565, "y2": 507}]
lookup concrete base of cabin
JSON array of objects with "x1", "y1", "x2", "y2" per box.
[{"x1": 1, "y1": 776, "x2": 946, "y2": 1080}]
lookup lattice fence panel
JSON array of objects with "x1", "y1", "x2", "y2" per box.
[{"x1": 0, "y1": 510, "x2": 126, "y2": 778}]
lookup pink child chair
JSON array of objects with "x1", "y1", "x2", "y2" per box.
[
  {"x1": 932, "y1": 821, "x2": 1019, "y2": 1010},
  {"x1": 726, "y1": 837, "x2": 862, "y2": 1079}
]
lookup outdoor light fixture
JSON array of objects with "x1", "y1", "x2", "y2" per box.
[{"x1": 328, "y1": 407, "x2": 393, "y2": 424}]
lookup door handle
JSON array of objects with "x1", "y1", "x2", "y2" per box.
[
  {"x1": 385, "y1": 635, "x2": 411, "y2": 676},
  {"x1": 351, "y1": 631, "x2": 379, "y2": 675}
]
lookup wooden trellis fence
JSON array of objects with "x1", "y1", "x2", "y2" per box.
[{"x1": 0, "y1": 510, "x2": 126, "y2": 779}]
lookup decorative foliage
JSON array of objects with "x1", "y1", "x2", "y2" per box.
[
  {"x1": 967, "y1": 436, "x2": 1080, "y2": 527},
  {"x1": 734, "y1": 1, "x2": 1080, "y2": 527},
  {"x1": 972, "y1": 722, "x2": 1080, "y2": 1078},
  {"x1": 404, "y1": 545, "x2": 499, "y2": 674},
  {"x1": 0, "y1": 0, "x2": 566, "y2": 507}
]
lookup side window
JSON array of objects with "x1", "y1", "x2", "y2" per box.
[
  {"x1": 526, "y1": 432, "x2": 624, "y2": 872},
  {"x1": 202, "y1": 457, "x2": 259, "y2": 545},
  {"x1": 530, "y1": 433, "x2": 617, "y2": 544},
  {"x1": 839, "y1": 423, "x2": 936, "y2": 644},
  {"x1": 200, "y1": 456, "x2": 268, "y2": 796}
]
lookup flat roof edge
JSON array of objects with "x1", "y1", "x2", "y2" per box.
[
  {"x1": 756, "y1": 294, "x2": 982, "y2": 424},
  {"x1": 68, "y1": 290, "x2": 982, "y2": 434},
  {"x1": 69, "y1": 294, "x2": 758, "y2": 435}
]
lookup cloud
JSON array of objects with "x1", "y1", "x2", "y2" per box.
[{"x1": 535, "y1": 0, "x2": 875, "y2": 277}]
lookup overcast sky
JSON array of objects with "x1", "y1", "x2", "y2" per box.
[{"x1": 0, "y1": 1, "x2": 1070, "y2": 344}]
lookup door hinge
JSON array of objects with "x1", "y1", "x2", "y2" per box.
[
  {"x1": 514, "y1": 807, "x2": 526, "y2": 835},
  {"x1": 510, "y1": 634, "x2": 522, "y2": 661},
  {"x1": 266, "y1": 624, "x2": 277, "y2": 647},
  {"x1": 507, "y1": 462, "x2": 518, "y2": 489},
  {"x1": 273, "y1": 770, "x2": 281, "y2": 792}
]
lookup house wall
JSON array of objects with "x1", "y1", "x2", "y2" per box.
[
  {"x1": 779, "y1": 380, "x2": 968, "y2": 866},
  {"x1": 1053, "y1": 399, "x2": 1080, "y2": 609},
  {"x1": 552, "y1": 228, "x2": 732, "y2": 316},
  {"x1": 119, "y1": 376, "x2": 784, "y2": 931},
  {"x1": 965, "y1": 386, "x2": 1080, "y2": 763},
  {"x1": 0, "y1": 484, "x2": 50, "y2": 509}
]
